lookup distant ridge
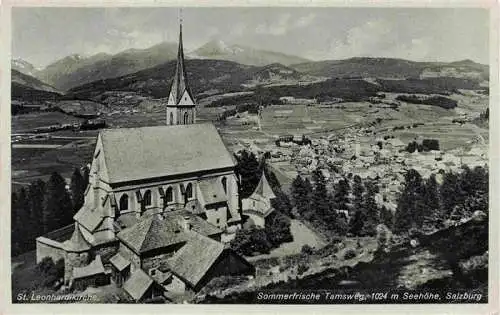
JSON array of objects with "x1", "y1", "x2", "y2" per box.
[
  {"x1": 291, "y1": 57, "x2": 488, "y2": 81},
  {"x1": 35, "y1": 42, "x2": 178, "y2": 91},
  {"x1": 191, "y1": 39, "x2": 310, "y2": 66}
]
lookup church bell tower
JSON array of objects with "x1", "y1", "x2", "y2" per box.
[{"x1": 166, "y1": 18, "x2": 196, "y2": 125}]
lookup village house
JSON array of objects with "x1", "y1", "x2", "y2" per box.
[{"x1": 35, "y1": 20, "x2": 254, "y2": 300}]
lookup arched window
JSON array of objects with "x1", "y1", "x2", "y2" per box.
[
  {"x1": 143, "y1": 190, "x2": 152, "y2": 206},
  {"x1": 183, "y1": 112, "x2": 189, "y2": 124},
  {"x1": 185, "y1": 183, "x2": 193, "y2": 199},
  {"x1": 166, "y1": 187, "x2": 173, "y2": 203},
  {"x1": 169, "y1": 112, "x2": 174, "y2": 125},
  {"x1": 221, "y1": 177, "x2": 227, "y2": 194},
  {"x1": 119, "y1": 194, "x2": 129, "y2": 211}
]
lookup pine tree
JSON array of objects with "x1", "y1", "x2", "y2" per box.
[
  {"x1": 380, "y1": 206, "x2": 394, "y2": 230},
  {"x1": 360, "y1": 181, "x2": 380, "y2": 236},
  {"x1": 265, "y1": 211, "x2": 293, "y2": 246},
  {"x1": 70, "y1": 168, "x2": 86, "y2": 213},
  {"x1": 235, "y1": 151, "x2": 261, "y2": 198},
  {"x1": 422, "y1": 174, "x2": 442, "y2": 230},
  {"x1": 14, "y1": 188, "x2": 31, "y2": 253},
  {"x1": 297, "y1": 177, "x2": 313, "y2": 219},
  {"x1": 271, "y1": 192, "x2": 293, "y2": 218},
  {"x1": 11, "y1": 191, "x2": 19, "y2": 255},
  {"x1": 440, "y1": 171, "x2": 460, "y2": 217},
  {"x1": 349, "y1": 175, "x2": 365, "y2": 235},
  {"x1": 311, "y1": 169, "x2": 330, "y2": 224},
  {"x1": 332, "y1": 178, "x2": 350, "y2": 212},
  {"x1": 394, "y1": 169, "x2": 425, "y2": 233},
  {"x1": 349, "y1": 209, "x2": 365, "y2": 236},
  {"x1": 44, "y1": 172, "x2": 73, "y2": 232},
  {"x1": 291, "y1": 175, "x2": 305, "y2": 209},
  {"x1": 424, "y1": 174, "x2": 440, "y2": 211},
  {"x1": 352, "y1": 175, "x2": 364, "y2": 211},
  {"x1": 28, "y1": 179, "x2": 46, "y2": 236},
  {"x1": 82, "y1": 165, "x2": 90, "y2": 189},
  {"x1": 266, "y1": 165, "x2": 293, "y2": 217}
]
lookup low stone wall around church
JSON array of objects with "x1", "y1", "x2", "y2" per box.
[{"x1": 36, "y1": 237, "x2": 66, "y2": 264}]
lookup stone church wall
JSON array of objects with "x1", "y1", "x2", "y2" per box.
[{"x1": 35, "y1": 237, "x2": 66, "y2": 264}]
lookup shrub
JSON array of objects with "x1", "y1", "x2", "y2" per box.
[
  {"x1": 301, "y1": 244, "x2": 314, "y2": 256},
  {"x1": 37, "y1": 257, "x2": 65, "y2": 288},
  {"x1": 264, "y1": 211, "x2": 293, "y2": 247},
  {"x1": 230, "y1": 227, "x2": 272, "y2": 256},
  {"x1": 297, "y1": 263, "x2": 309, "y2": 275},
  {"x1": 422, "y1": 139, "x2": 440, "y2": 151},
  {"x1": 344, "y1": 249, "x2": 357, "y2": 260}
]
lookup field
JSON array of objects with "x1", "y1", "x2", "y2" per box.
[
  {"x1": 12, "y1": 112, "x2": 84, "y2": 133},
  {"x1": 10, "y1": 90, "x2": 488, "y2": 192}
]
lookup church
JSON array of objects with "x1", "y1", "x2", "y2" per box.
[{"x1": 35, "y1": 21, "x2": 263, "y2": 300}]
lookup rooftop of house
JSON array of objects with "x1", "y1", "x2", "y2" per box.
[
  {"x1": 166, "y1": 232, "x2": 226, "y2": 288},
  {"x1": 123, "y1": 268, "x2": 154, "y2": 301},
  {"x1": 109, "y1": 253, "x2": 131, "y2": 272},
  {"x1": 116, "y1": 212, "x2": 222, "y2": 255},
  {"x1": 98, "y1": 124, "x2": 236, "y2": 184},
  {"x1": 72, "y1": 255, "x2": 105, "y2": 280}
]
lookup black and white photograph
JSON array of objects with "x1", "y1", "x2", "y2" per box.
[{"x1": 4, "y1": 3, "x2": 496, "y2": 308}]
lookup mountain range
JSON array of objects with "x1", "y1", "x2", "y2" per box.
[
  {"x1": 12, "y1": 40, "x2": 489, "y2": 106},
  {"x1": 191, "y1": 40, "x2": 309, "y2": 67},
  {"x1": 13, "y1": 40, "x2": 308, "y2": 92},
  {"x1": 293, "y1": 57, "x2": 489, "y2": 81}
]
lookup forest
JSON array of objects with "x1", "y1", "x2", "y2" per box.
[
  {"x1": 11, "y1": 168, "x2": 88, "y2": 256},
  {"x1": 290, "y1": 165, "x2": 488, "y2": 238}
]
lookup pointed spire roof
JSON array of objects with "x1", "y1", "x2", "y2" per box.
[
  {"x1": 252, "y1": 171, "x2": 276, "y2": 200},
  {"x1": 65, "y1": 225, "x2": 91, "y2": 252},
  {"x1": 168, "y1": 20, "x2": 194, "y2": 105}
]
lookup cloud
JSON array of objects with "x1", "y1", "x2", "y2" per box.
[
  {"x1": 330, "y1": 19, "x2": 391, "y2": 58},
  {"x1": 84, "y1": 28, "x2": 167, "y2": 55},
  {"x1": 255, "y1": 13, "x2": 291, "y2": 35},
  {"x1": 294, "y1": 13, "x2": 316, "y2": 28},
  {"x1": 254, "y1": 12, "x2": 315, "y2": 36},
  {"x1": 229, "y1": 23, "x2": 246, "y2": 37},
  {"x1": 324, "y1": 19, "x2": 433, "y2": 61},
  {"x1": 206, "y1": 26, "x2": 220, "y2": 38}
]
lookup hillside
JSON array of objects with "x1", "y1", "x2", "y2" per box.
[
  {"x1": 66, "y1": 59, "x2": 317, "y2": 101},
  {"x1": 11, "y1": 70, "x2": 62, "y2": 103},
  {"x1": 292, "y1": 57, "x2": 489, "y2": 81},
  {"x1": 11, "y1": 58, "x2": 40, "y2": 77},
  {"x1": 11, "y1": 69, "x2": 60, "y2": 94},
  {"x1": 11, "y1": 83, "x2": 62, "y2": 104},
  {"x1": 37, "y1": 42, "x2": 178, "y2": 91},
  {"x1": 63, "y1": 55, "x2": 489, "y2": 111},
  {"x1": 191, "y1": 40, "x2": 309, "y2": 66}
]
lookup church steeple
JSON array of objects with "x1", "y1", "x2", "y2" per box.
[{"x1": 166, "y1": 15, "x2": 196, "y2": 125}]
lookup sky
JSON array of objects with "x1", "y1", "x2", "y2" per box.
[{"x1": 12, "y1": 7, "x2": 490, "y2": 68}]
